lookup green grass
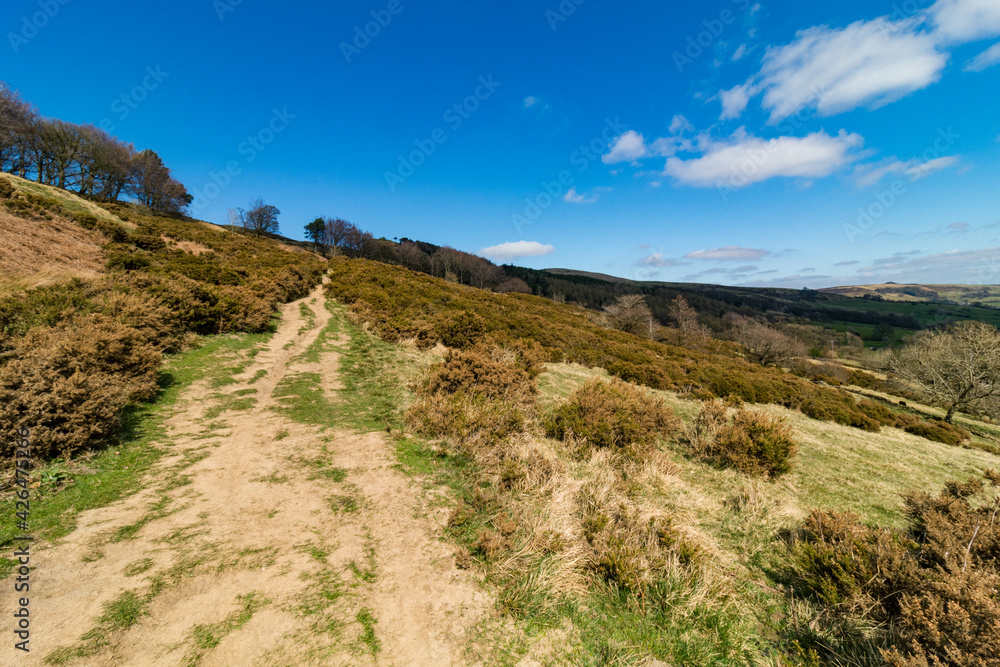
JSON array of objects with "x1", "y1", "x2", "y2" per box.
[
  {"x1": 184, "y1": 592, "x2": 268, "y2": 666},
  {"x1": 0, "y1": 332, "x2": 271, "y2": 558},
  {"x1": 355, "y1": 608, "x2": 381, "y2": 656},
  {"x1": 45, "y1": 589, "x2": 152, "y2": 664}
]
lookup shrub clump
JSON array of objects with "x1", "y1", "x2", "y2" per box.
[
  {"x1": 545, "y1": 377, "x2": 681, "y2": 455},
  {"x1": 788, "y1": 472, "x2": 1000, "y2": 666},
  {"x1": 0, "y1": 314, "x2": 162, "y2": 460},
  {"x1": 407, "y1": 340, "x2": 544, "y2": 448},
  {"x1": 576, "y1": 469, "x2": 698, "y2": 594},
  {"x1": 687, "y1": 400, "x2": 798, "y2": 478}
]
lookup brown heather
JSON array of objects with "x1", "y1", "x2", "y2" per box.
[
  {"x1": 326, "y1": 258, "x2": 968, "y2": 447},
  {"x1": 788, "y1": 472, "x2": 1000, "y2": 665},
  {"x1": 544, "y1": 377, "x2": 681, "y2": 456}
]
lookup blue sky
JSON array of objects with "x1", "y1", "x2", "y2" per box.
[{"x1": 3, "y1": 0, "x2": 999, "y2": 288}]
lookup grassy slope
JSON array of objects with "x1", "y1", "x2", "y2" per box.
[{"x1": 325, "y1": 260, "x2": 1000, "y2": 664}]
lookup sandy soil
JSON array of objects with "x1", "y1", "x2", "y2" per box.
[{"x1": 7, "y1": 284, "x2": 488, "y2": 666}]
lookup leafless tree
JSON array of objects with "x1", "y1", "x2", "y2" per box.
[
  {"x1": 887, "y1": 321, "x2": 1000, "y2": 422},
  {"x1": 128, "y1": 149, "x2": 191, "y2": 214},
  {"x1": 604, "y1": 294, "x2": 652, "y2": 336},
  {"x1": 669, "y1": 295, "x2": 707, "y2": 339},
  {"x1": 324, "y1": 218, "x2": 354, "y2": 255},
  {"x1": 237, "y1": 197, "x2": 281, "y2": 236},
  {"x1": 734, "y1": 317, "x2": 806, "y2": 367}
]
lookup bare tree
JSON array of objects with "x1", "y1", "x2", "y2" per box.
[
  {"x1": 887, "y1": 321, "x2": 1000, "y2": 422},
  {"x1": 237, "y1": 197, "x2": 280, "y2": 236},
  {"x1": 734, "y1": 317, "x2": 805, "y2": 367},
  {"x1": 324, "y1": 217, "x2": 354, "y2": 255},
  {"x1": 129, "y1": 149, "x2": 191, "y2": 213},
  {"x1": 604, "y1": 294, "x2": 652, "y2": 336},
  {"x1": 669, "y1": 295, "x2": 707, "y2": 339}
]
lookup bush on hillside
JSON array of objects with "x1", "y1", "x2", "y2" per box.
[
  {"x1": 0, "y1": 314, "x2": 161, "y2": 460},
  {"x1": 687, "y1": 401, "x2": 798, "y2": 478},
  {"x1": 545, "y1": 378, "x2": 681, "y2": 455},
  {"x1": 0, "y1": 178, "x2": 14, "y2": 199},
  {"x1": 407, "y1": 341, "x2": 543, "y2": 448},
  {"x1": 787, "y1": 473, "x2": 1000, "y2": 666},
  {"x1": 324, "y1": 259, "x2": 978, "y2": 448},
  {"x1": 577, "y1": 472, "x2": 698, "y2": 593}
]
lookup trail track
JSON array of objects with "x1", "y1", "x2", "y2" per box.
[{"x1": 11, "y1": 284, "x2": 488, "y2": 666}]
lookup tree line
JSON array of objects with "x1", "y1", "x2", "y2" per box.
[
  {"x1": 0, "y1": 82, "x2": 191, "y2": 214},
  {"x1": 303, "y1": 216, "x2": 530, "y2": 293}
]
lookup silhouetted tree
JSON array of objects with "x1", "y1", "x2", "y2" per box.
[
  {"x1": 237, "y1": 197, "x2": 280, "y2": 236},
  {"x1": 305, "y1": 217, "x2": 326, "y2": 252}
]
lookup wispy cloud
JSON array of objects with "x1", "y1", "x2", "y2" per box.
[
  {"x1": 929, "y1": 0, "x2": 1000, "y2": 43},
  {"x1": 480, "y1": 241, "x2": 554, "y2": 261},
  {"x1": 965, "y1": 41, "x2": 1000, "y2": 71},
  {"x1": 756, "y1": 18, "x2": 946, "y2": 122},
  {"x1": 563, "y1": 187, "x2": 610, "y2": 204},
  {"x1": 853, "y1": 155, "x2": 960, "y2": 186},
  {"x1": 638, "y1": 253, "x2": 684, "y2": 268},
  {"x1": 685, "y1": 245, "x2": 771, "y2": 261}
]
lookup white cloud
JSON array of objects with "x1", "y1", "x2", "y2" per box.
[
  {"x1": 907, "y1": 155, "x2": 960, "y2": 180},
  {"x1": 855, "y1": 246, "x2": 1000, "y2": 284},
  {"x1": 668, "y1": 114, "x2": 694, "y2": 135},
  {"x1": 685, "y1": 246, "x2": 771, "y2": 261},
  {"x1": 523, "y1": 96, "x2": 538, "y2": 108},
  {"x1": 479, "y1": 241, "x2": 554, "y2": 261},
  {"x1": 664, "y1": 129, "x2": 863, "y2": 188},
  {"x1": 853, "y1": 155, "x2": 960, "y2": 186},
  {"x1": 757, "y1": 17, "x2": 947, "y2": 122},
  {"x1": 602, "y1": 131, "x2": 648, "y2": 164},
  {"x1": 638, "y1": 253, "x2": 684, "y2": 268},
  {"x1": 965, "y1": 41, "x2": 1000, "y2": 71},
  {"x1": 563, "y1": 187, "x2": 610, "y2": 204},
  {"x1": 732, "y1": 44, "x2": 749, "y2": 61},
  {"x1": 719, "y1": 83, "x2": 752, "y2": 120},
  {"x1": 929, "y1": 0, "x2": 1000, "y2": 43}
]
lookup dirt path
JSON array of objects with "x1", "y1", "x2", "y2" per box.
[{"x1": 13, "y1": 284, "x2": 488, "y2": 666}]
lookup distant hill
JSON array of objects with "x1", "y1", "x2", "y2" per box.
[
  {"x1": 821, "y1": 283, "x2": 1000, "y2": 307},
  {"x1": 502, "y1": 266, "x2": 1000, "y2": 347}
]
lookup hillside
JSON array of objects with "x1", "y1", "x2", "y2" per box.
[
  {"x1": 822, "y1": 282, "x2": 1000, "y2": 307},
  {"x1": 507, "y1": 266, "x2": 1000, "y2": 347},
  {"x1": 2, "y1": 179, "x2": 1000, "y2": 665}
]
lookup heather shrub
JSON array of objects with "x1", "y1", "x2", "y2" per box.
[
  {"x1": 407, "y1": 341, "x2": 543, "y2": 448},
  {"x1": 800, "y1": 394, "x2": 881, "y2": 432},
  {"x1": 0, "y1": 314, "x2": 161, "y2": 459},
  {"x1": 788, "y1": 473, "x2": 1000, "y2": 666},
  {"x1": 90, "y1": 288, "x2": 183, "y2": 351},
  {"x1": 0, "y1": 178, "x2": 14, "y2": 199},
  {"x1": 545, "y1": 377, "x2": 681, "y2": 454},
  {"x1": 895, "y1": 416, "x2": 969, "y2": 446},
  {"x1": 576, "y1": 469, "x2": 699, "y2": 593},
  {"x1": 688, "y1": 401, "x2": 798, "y2": 478}
]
